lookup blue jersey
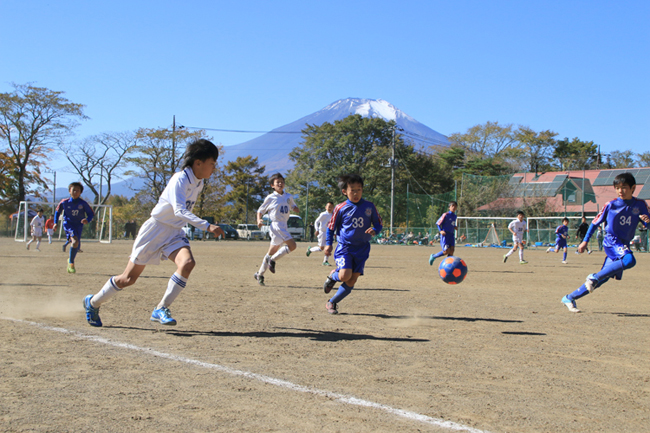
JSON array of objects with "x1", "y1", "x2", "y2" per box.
[
  {"x1": 586, "y1": 197, "x2": 650, "y2": 248},
  {"x1": 55, "y1": 197, "x2": 95, "y2": 230},
  {"x1": 326, "y1": 198, "x2": 382, "y2": 248},
  {"x1": 555, "y1": 225, "x2": 568, "y2": 241},
  {"x1": 436, "y1": 211, "x2": 457, "y2": 235}
]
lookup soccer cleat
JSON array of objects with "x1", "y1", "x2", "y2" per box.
[
  {"x1": 26, "y1": 244, "x2": 30, "y2": 250},
  {"x1": 84, "y1": 295, "x2": 102, "y2": 327},
  {"x1": 151, "y1": 307, "x2": 177, "y2": 325},
  {"x1": 546, "y1": 248, "x2": 552, "y2": 253},
  {"x1": 561, "y1": 295, "x2": 581, "y2": 313},
  {"x1": 575, "y1": 251, "x2": 580, "y2": 255},
  {"x1": 253, "y1": 272, "x2": 265, "y2": 286},
  {"x1": 266, "y1": 256, "x2": 276, "y2": 274},
  {"x1": 67, "y1": 261, "x2": 76, "y2": 273},
  {"x1": 587, "y1": 250, "x2": 592, "y2": 255},
  {"x1": 429, "y1": 253, "x2": 436, "y2": 266},
  {"x1": 519, "y1": 260, "x2": 528, "y2": 264},
  {"x1": 62, "y1": 244, "x2": 67, "y2": 252},
  {"x1": 326, "y1": 301, "x2": 338, "y2": 315},
  {"x1": 503, "y1": 255, "x2": 508, "y2": 263},
  {"x1": 322, "y1": 261, "x2": 331, "y2": 266},
  {"x1": 585, "y1": 273, "x2": 599, "y2": 293},
  {"x1": 323, "y1": 270, "x2": 337, "y2": 294},
  {"x1": 306, "y1": 247, "x2": 311, "y2": 257},
  {"x1": 562, "y1": 260, "x2": 567, "y2": 264}
]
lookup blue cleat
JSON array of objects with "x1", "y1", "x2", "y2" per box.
[
  {"x1": 429, "y1": 254, "x2": 436, "y2": 266},
  {"x1": 84, "y1": 295, "x2": 102, "y2": 327},
  {"x1": 151, "y1": 307, "x2": 177, "y2": 325},
  {"x1": 561, "y1": 295, "x2": 581, "y2": 313}
]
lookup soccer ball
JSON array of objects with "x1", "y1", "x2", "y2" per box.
[{"x1": 438, "y1": 256, "x2": 468, "y2": 285}]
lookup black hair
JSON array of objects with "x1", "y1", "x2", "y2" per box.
[
  {"x1": 613, "y1": 172, "x2": 636, "y2": 188},
  {"x1": 37, "y1": 208, "x2": 43, "y2": 213},
  {"x1": 449, "y1": 201, "x2": 458, "y2": 207},
  {"x1": 326, "y1": 201, "x2": 334, "y2": 206},
  {"x1": 338, "y1": 174, "x2": 364, "y2": 191},
  {"x1": 562, "y1": 217, "x2": 570, "y2": 223},
  {"x1": 69, "y1": 182, "x2": 84, "y2": 193},
  {"x1": 182, "y1": 139, "x2": 219, "y2": 169},
  {"x1": 516, "y1": 210, "x2": 525, "y2": 217},
  {"x1": 269, "y1": 173, "x2": 285, "y2": 185}
]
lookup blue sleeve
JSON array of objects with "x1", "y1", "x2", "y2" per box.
[
  {"x1": 83, "y1": 201, "x2": 95, "y2": 223},
  {"x1": 326, "y1": 209, "x2": 342, "y2": 246},
  {"x1": 583, "y1": 223, "x2": 598, "y2": 243},
  {"x1": 372, "y1": 206, "x2": 383, "y2": 235}
]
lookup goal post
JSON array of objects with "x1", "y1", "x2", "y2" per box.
[
  {"x1": 456, "y1": 217, "x2": 513, "y2": 246},
  {"x1": 526, "y1": 216, "x2": 583, "y2": 248},
  {"x1": 14, "y1": 201, "x2": 113, "y2": 243}
]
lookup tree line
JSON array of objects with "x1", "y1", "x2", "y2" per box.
[{"x1": 2, "y1": 83, "x2": 648, "y2": 228}]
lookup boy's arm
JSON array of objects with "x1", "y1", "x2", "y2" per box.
[
  {"x1": 256, "y1": 196, "x2": 271, "y2": 228},
  {"x1": 168, "y1": 178, "x2": 209, "y2": 230},
  {"x1": 366, "y1": 203, "x2": 383, "y2": 236},
  {"x1": 83, "y1": 200, "x2": 95, "y2": 223}
]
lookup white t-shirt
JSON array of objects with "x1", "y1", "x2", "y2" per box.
[
  {"x1": 150, "y1": 168, "x2": 210, "y2": 230},
  {"x1": 314, "y1": 211, "x2": 332, "y2": 233},
  {"x1": 509, "y1": 219, "x2": 527, "y2": 241},
  {"x1": 257, "y1": 191, "x2": 296, "y2": 225},
  {"x1": 31, "y1": 215, "x2": 45, "y2": 235}
]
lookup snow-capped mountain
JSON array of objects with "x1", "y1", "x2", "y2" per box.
[{"x1": 221, "y1": 98, "x2": 449, "y2": 173}]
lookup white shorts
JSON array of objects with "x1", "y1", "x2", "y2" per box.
[
  {"x1": 130, "y1": 217, "x2": 190, "y2": 266},
  {"x1": 32, "y1": 228, "x2": 43, "y2": 237},
  {"x1": 512, "y1": 236, "x2": 524, "y2": 244},
  {"x1": 46, "y1": 229, "x2": 54, "y2": 236},
  {"x1": 269, "y1": 221, "x2": 293, "y2": 246},
  {"x1": 317, "y1": 231, "x2": 327, "y2": 248}
]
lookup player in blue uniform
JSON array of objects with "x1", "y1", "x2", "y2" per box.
[
  {"x1": 322, "y1": 174, "x2": 382, "y2": 314},
  {"x1": 546, "y1": 217, "x2": 570, "y2": 263},
  {"x1": 428, "y1": 201, "x2": 457, "y2": 266},
  {"x1": 53, "y1": 182, "x2": 95, "y2": 273},
  {"x1": 562, "y1": 173, "x2": 650, "y2": 312}
]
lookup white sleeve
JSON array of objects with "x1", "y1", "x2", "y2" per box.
[
  {"x1": 257, "y1": 195, "x2": 272, "y2": 215},
  {"x1": 169, "y1": 176, "x2": 209, "y2": 230},
  {"x1": 508, "y1": 220, "x2": 515, "y2": 230}
]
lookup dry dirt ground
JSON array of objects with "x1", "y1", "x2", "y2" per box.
[{"x1": 1, "y1": 237, "x2": 649, "y2": 433}]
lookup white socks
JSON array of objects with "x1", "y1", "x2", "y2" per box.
[
  {"x1": 309, "y1": 246, "x2": 321, "y2": 252},
  {"x1": 271, "y1": 245, "x2": 290, "y2": 261},
  {"x1": 158, "y1": 273, "x2": 187, "y2": 309},
  {"x1": 91, "y1": 277, "x2": 121, "y2": 307}
]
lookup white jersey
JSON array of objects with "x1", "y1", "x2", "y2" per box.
[
  {"x1": 257, "y1": 191, "x2": 296, "y2": 225},
  {"x1": 31, "y1": 215, "x2": 45, "y2": 236},
  {"x1": 314, "y1": 211, "x2": 332, "y2": 233},
  {"x1": 509, "y1": 219, "x2": 527, "y2": 241},
  {"x1": 150, "y1": 168, "x2": 210, "y2": 230}
]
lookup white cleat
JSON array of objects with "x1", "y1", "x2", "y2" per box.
[
  {"x1": 584, "y1": 274, "x2": 598, "y2": 293},
  {"x1": 561, "y1": 296, "x2": 581, "y2": 313}
]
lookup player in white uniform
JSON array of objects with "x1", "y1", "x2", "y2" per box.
[
  {"x1": 254, "y1": 173, "x2": 300, "y2": 286},
  {"x1": 82, "y1": 139, "x2": 224, "y2": 327},
  {"x1": 503, "y1": 210, "x2": 529, "y2": 264},
  {"x1": 306, "y1": 202, "x2": 334, "y2": 265},
  {"x1": 26, "y1": 209, "x2": 45, "y2": 251}
]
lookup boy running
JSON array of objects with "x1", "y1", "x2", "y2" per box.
[
  {"x1": 323, "y1": 174, "x2": 382, "y2": 314},
  {"x1": 254, "y1": 173, "x2": 300, "y2": 286},
  {"x1": 45, "y1": 214, "x2": 55, "y2": 244},
  {"x1": 54, "y1": 183, "x2": 95, "y2": 273},
  {"x1": 306, "y1": 201, "x2": 334, "y2": 266},
  {"x1": 562, "y1": 172, "x2": 650, "y2": 313},
  {"x1": 575, "y1": 216, "x2": 592, "y2": 254},
  {"x1": 428, "y1": 201, "x2": 458, "y2": 266},
  {"x1": 82, "y1": 139, "x2": 224, "y2": 327},
  {"x1": 546, "y1": 217, "x2": 569, "y2": 263},
  {"x1": 26, "y1": 209, "x2": 45, "y2": 251},
  {"x1": 503, "y1": 211, "x2": 529, "y2": 264}
]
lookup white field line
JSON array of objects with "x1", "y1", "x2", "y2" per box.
[{"x1": 5, "y1": 318, "x2": 493, "y2": 433}]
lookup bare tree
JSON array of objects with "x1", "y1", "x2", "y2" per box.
[{"x1": 60, "y1": 131, "x2": 137, "y2": 204}]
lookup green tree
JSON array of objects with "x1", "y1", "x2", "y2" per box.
[
  {"x1": 636, "y1": 151, "x2": 650, "y2": 168},
  {"x1": 606, "y1": 150, "x2": 636, "y2": 169},
  {"x1": 126, "y1": 127, "x2": 212, "y2": 205},
  {"x1": 0, "y1": 150, "x2": 19, "y2": 213},
  {"x1": 514, "y1": 126, "x2": 558, "y2": 173},
  {"x1": 553, "y1": 137, "x2": 599, "y2": 170},
  {"x1": 0, "y1": 83, "x2": 87, "y2": 206},
  {"x1": 448, "y1": 121, "x2": 518, "y2": 158},
  {"x1": 221, "y1": 156, "x2": 267, "y2": 224}
]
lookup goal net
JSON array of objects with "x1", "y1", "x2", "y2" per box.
[
  {"x1": 456, "y1": 217, "x2": 512, "y2": 247},
  {"x1": 526, "y1": 216, "x2": 583, "y2": 248},
  {"x1": 14, "y1": 201, "x2": 113, "y2": 243}
]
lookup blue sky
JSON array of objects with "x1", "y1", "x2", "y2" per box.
[{"x1": 2, "y1": 0, "x2": 648, "y2": 187}]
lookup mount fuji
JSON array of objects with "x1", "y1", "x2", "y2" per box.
[{"x1": 220, "y1": 98, "x2": 449, "y2": 173}]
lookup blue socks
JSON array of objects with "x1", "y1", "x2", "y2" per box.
[
  {"x1": 432, "y1": 251, "x2": 445, "y2": 260},
  {"x1": 563, "y1": 251, "x2": 567, "y2": 261},
  {"x1": 329, "y1": 283, "x2": 352, "y2": 304},
  {"x1": 69, "y1": 247, "x2": 78, "y2": 264},
  {"x1": 567, "y1": 253, "x2": 636, "y2": 301}
]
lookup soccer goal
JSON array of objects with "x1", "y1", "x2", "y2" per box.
[
  {"x1": 456, "y1": 217, "x2": 513, "y2": 246},
  {"x1": 526, "y1": 216, "x2": 583, "y2": 248},
  {"x1": 14, "y1": 201, "x2": 113, "y2": 243}
]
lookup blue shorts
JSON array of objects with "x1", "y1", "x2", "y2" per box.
[
  {"x1": 601, "y1": 244, "x2": 632, "y2": 281},
  {"x1": 64, "y1": 224, "x2": 83, "y2": 242},
  {"x1": 334, "y1": 242, "x2": 370, "y2": 275},
  {"x1": 440, "y1": 234, "x2": 455, "y2": 251},
  {"x1": 555, "y1": 238, "x2": 567, "y2": 249}
]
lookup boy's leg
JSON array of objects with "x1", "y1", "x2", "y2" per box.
[
  {"x1": 36, "y1": 237, "x2": 41, "y2": 251},
  {"x1": 518, "y1": 243, "x2": 526, "y2": 263},
  {"x1": 429, "y1": 246, "x2": 447, "y2": 265},
  {"x1": 503, "y1": 244, "x2": 517, "y2": 262},
  {"x1": 327, "y1": 273, "x2": 360, "y2": 314},
  {"x1": 68, "y1": 236, "x2": 80, "y2": 272},
  {"x1": 562, "y1": 247, "x2": 567, "y2": 263},
  {"x1": 151, "y1": 247, "x2": 195, "y2": 326}
]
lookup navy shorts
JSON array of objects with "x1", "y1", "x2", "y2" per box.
[
  {"x1": 334, "y1": 242, "x2": 370, "y2": 275},
  {"x1": 440, "y1": 234, "x2": 455, "y2": 251}
]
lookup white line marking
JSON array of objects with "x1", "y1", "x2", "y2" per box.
[{"x1": 5, "y1": 318, "x2": 492, "y2": 433}]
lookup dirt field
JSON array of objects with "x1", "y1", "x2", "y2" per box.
[{"x1": 1, "y1": 237, "x2": 649, "y2": 433}]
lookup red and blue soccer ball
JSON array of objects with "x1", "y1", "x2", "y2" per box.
[{"x1": 438, "y1": 256, "x2": 468, "y2": 285}]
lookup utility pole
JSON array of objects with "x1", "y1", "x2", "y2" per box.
[
  {"x1": 304, "y1": 182, "x2": 310, "y2": 224},
  {"x1": 390, "y1": 126, "x2": 396, "y2": 237},
  {"x1": 172, "y1": 115, "x2": 177, "y2": 173},
  {"x1": 245, "y1": 181, "x2": 250, "y2": 224}
]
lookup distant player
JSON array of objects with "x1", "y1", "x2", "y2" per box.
[
  {"x1": 253, "y1": 173, "x2": 300, "y2": 286},
  {"x1": 562, "y1": 172, "x2": 650, "y2": 313},
  {"x1": 54, "y1": 183, "x2": 94, "y2": 273},
  {"x1": 322, "y1": 174, "x2": 382, "y2": 314},
  {"x1": 575, "y1": 216, "x2": 592, "y2": 254},
  {"x1": 306, "y1": 201, "x2": 335, "y2": 266},
  {"x1": 26, "y1": 208, "x2": 45, "y2": 251},
  {"x1": 546, "y1": 217, "x2": 569, "y2": 263},
  {"x1": 82, "y1": 139, "x2": 224, "y2": 327},
  {"x1": 428, "y1": 201, "x2": 458, "y2": 266},
  {"x1": 44, "y1": 214, "x2": 55, "y2": 244},
  {"x1": 503, "y1": 210, "x2": 528, "y2": 264}
]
